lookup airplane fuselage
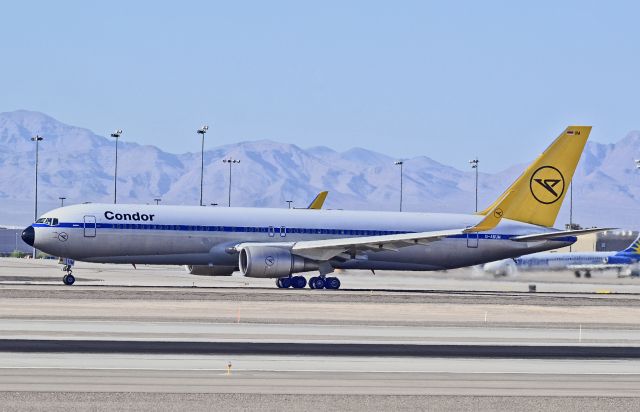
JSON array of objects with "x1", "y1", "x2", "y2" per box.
[{"x1": 28, "y1": 203, "x2": 574, "y2": 272}]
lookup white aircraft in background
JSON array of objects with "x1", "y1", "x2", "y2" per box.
[
  {"x1": 483, "y1": 233, "x2": 640, "y2": 278},
  {"x1": 22, "y1": 126, "x2": 608, "y2": 288}
]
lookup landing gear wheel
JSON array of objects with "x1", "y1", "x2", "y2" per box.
[
  {"x1": 312, "y1": 277, "x2": 325, "y2": 290},
  {"x1": 280, "y1": 277, "x2": 291, "y2": 288},
  {"x1": 585, "y1": 271, "x2": 592, "y2": 278},
  {"x1": 291, "y1": 276, "x2": 307, "y2": 289},
  {"x1": 276, "y1": 278, "x2": 284, "y2": 288},
  {"x1": 309, "y1": 276, "x2": 318, "y2": 289},
  {"x1": 62, "y1": 273, "x2": 75, "y2": 286},
  {"x1": 325, "y1": 277, "x2": 341, "y2": 290},
  {"x1": 574, "y1": 271, "x2": 581, "y2": 278}
]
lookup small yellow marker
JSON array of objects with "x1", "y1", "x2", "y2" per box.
[{"x1": 226, "y1": 362, "x2": 232, "y2": 375}]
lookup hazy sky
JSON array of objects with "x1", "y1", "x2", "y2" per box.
[{"x1": 2, "y1": 1, "x2": 639, "y2": 171}]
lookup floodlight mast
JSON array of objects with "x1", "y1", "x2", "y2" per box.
[
  {"x1": 394, "y1": 160, "x2": 404, "y2": 212},
  {"x1": 31, "y1": 135, "x2": 44, "y2": 258},
  {"x1": 469, "y1": 158, "x2": 479, "y2": 212},
  {"x1": 110, "y1": 130, "x2": 123, "y2": 204},
  {"x1": 197, "y1": 125, "x2": 209, "y2": 206},
  {"x1": 222, "y1": 158, "x2": 240, "y2": 207}
]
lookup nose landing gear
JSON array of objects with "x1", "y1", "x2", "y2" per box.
[
  {"x1": 60, "y1": 258, "x2": 76, "y2": 286},
  {"x1": 62, "y1": 271, "x2": 75, "y2": 286}
]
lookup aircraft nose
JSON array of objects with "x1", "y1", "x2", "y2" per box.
[{"x1": 21, "y1": 226, "x2": 35, "y2": 247}]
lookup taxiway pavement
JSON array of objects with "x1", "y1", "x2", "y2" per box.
[{"x1": 1, "y1": 258, "x2": 640, "y2": 410}]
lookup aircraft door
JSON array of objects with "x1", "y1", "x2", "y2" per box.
[
  {"x1": 466, "y1": 232, "x2": 478, "y2": 248},
  {"x1": 84, "y1": 215, "x2": 97, "y2": 237}
]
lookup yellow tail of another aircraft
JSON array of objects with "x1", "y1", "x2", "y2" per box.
[
  {"x1": 307, "y1": 191, "x2": 328, "y2": 209},
  {"x1": 478, "y1": 126, "x2": 591, "y2": 227}
]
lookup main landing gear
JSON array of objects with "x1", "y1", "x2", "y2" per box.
[
  {"x1": 574, "y1": 270, "x2": 592, "y2": 278},
  {"x1": 275, "y1": 275, "x2": 341, "y2": 290}
]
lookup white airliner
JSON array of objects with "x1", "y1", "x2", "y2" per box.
[
  {"x1": 483, "y1": 233, "x2": 640, "y2": 278},
  {"x1": 22, "y1": 126, "x2": 608, "y2": 288}
]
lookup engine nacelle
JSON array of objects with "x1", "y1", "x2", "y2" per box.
[
  {"x1": 184, "y1": 265, "x2": 235, "y2": 276},
  {"x1": 239, "y1": 246, "x2": 318, "y2": 278}
]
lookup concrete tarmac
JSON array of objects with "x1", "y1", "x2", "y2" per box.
[
  {"x1": 3, "y1": 257, "x2": 640, "y2": 293},
  {"x1": 2, "y1": 258, "x2": 640, "y2": 410}
]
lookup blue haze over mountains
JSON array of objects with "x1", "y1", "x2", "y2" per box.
[{"x1": 1, "y1": 110, "x2": 639, "y2": 229}]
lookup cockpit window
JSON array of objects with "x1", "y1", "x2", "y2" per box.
[{"x1": 36, "y1": 218, "x2": 59, "y2": 226}]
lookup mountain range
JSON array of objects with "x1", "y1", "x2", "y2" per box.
[{"x1": 1, "y1": 110, "x2": 639, "y2": 228}]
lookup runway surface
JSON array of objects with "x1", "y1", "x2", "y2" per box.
[{"x1": 1, "y1": 258, "x2": 640, "y2": 410}]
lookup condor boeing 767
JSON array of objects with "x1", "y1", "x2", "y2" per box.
[{"x1": 22, "y1": 126, "x2": 608, "y2": 288}]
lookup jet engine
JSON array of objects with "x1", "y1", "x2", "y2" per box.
[
  {"x1": 183, "y1": 265, "x2": 235, "y2": 276},
  {"x1": 239, "y1": 246, "x2": 318, "y2": 278}
]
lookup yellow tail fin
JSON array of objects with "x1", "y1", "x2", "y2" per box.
[
  {"x1": 478, "y1": 126, "x2": 591, "y2": 227},
  {"x1": 307, "y1": 191, "x2": 328, "y2": 209}
]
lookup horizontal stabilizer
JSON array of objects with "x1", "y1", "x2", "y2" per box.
[{"x1": 510, "y1": 227, "x2": 614, "y2": 242}]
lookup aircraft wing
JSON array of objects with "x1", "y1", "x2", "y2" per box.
[
  {"x1": 235, "y1": 189, "x2": 510, "y2": 261},
  {"x1": 290, "y1": 228, "x2": 464, "y2": 260},
  {"x1": 290, "y1": 206, "x2": 509, "y2": 261},
  {"x1": 510, "y1": 227, "x2": 614, "y2": 242}
]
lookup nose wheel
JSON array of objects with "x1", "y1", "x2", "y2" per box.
[{"x1": 62, "y1": 265, "x2": 75, "y2": 286}]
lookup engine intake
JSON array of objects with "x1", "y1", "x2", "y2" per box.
[
  {"x1": 239, "y1": 246, "x2": 318, "y2": 278},
  {"x1": 184, "y1": 265, "x2": 235, "y2": 276}
]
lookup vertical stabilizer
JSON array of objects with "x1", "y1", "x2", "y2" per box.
[{"x1": 478, "y1": 126, "x2": 591, "y2": 227}]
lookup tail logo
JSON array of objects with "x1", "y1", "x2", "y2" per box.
[{"x1": 530, "y1": 166, "x2": 565, "y2": 204}]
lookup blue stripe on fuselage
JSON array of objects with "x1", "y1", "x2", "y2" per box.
[{"x1": 32, "y1": 222, "x2": 575, "y2": 243}]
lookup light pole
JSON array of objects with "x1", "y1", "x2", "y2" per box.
[
  {"x1": 154, "y1": 198, "x2": 161, "y2": 205},
  {"x1": 469, "y1": 158, "x2": 479, "y2": 212},
  {"x1": 569, "y1": 183, "x2": 573, "y2": 252},
  {"x1": 110, "y1": 130, "x2": 123, "y2": 204},
  {"x1": 394, "y1": 160, "x2": 404, "y2": 212},
  {"x1": 59, "y1": 197, "x2": 66, "y2": 207},
  {"x1": 197, "y1": 125, "x2": 209, "y2": 206},
  {"x1": 222, "y1": 158, "x2": 240, "y2": 207},
  {"x1": 31, "y1": 134, "x2": 44, "y2": 258},
  {"x1": 286, "y1": 200, "x2": 293, "y2": 209}
]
